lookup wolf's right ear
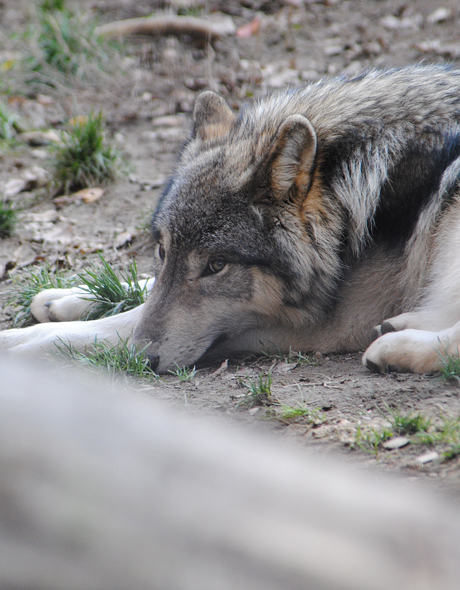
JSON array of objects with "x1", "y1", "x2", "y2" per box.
[{"x1": 193, "y1": 91, "x2": 236, "y2": 142}]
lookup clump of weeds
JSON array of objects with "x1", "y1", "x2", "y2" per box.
[
  {"x1": 8, "y1": 265, "x2": 77, "y2": 327},
  {"x1": 352, "y1": 405, "x2": 460, "y2": 460},
  {"x1": 354, "y1": 425, "x2": 394, "y2": 454},
  {"x1": 278, "y1": 403, "x2": 325, "y2": 424},
  {"x1": 55, "y1": 338, "x2": 160, "y2": 381},
  {"x1": 0, "y1": 102, "x2": 22, "y2": 143},
  {"x1": 239, "y1": 372, "x2": 275, "y2": 408},
  {"x1": 387, "y1": 408, "x2": 432, "y2": 436},
  {"x1": 0, "y1": 201, "x2": 17, "y2": 239},
  {"x1": 26, "y1": 0, "x2": 119, "y2": 83},
  {"x1": 437, "y1": 348, "x2": 460, "y2": 384},
  {"x1": 263, "y1": 347, "x2": 318, "y2": 367},
  {"x1": 53, "y1": 112, "x2": 120, "y2": 193},
  {"x1": 169, "y1": 364, "x2": 197, "y2": 382},
  {"x1": 77, "y1": 255, "x2": 148, "y2": 320}
]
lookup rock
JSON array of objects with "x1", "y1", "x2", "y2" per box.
[
  {"x1": 427, "y1": 7, "x2": 452, "y2": 25},
  {"x1": 22, "y1": 166, "x2": 51, "y2": 189},
  {"x1": 382, "y1": 437, "x2": 410, "y2": 450},
  {"x1": 380, "y1": 14, "x2": 423, "y2": 30},
  {"x1": 114, "y1": 231, "x2": 134, "y2": 249},
  {"x1": 415, "y1": 451, "x2": 439, "y2": 465},
  {"x1": 19, "y1": 129, "x2": 62, "y2": 146},
  {"x1": 2, "y1": 178, "x2": 27, "y2": 198},
  {"x1": 151, "y1": 114, "x2": 187, "y2": 128}
]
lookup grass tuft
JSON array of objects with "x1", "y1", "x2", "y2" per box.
[
  {"x1": 387, "y1": 408, "x2": 432, "y2": 436},
  {"x1": 239, "y1": 372, "x2": 274, "y2": 407},
  {"x1": 262, "y1": 347, "x2": 318, "y2": 366},
  {"x1": 0, "y1": 102, "x2": 21, "y2": 142},
  {"x1": 169, "y1": 363, "x2": 197, "y2": 382},
  {"x1": 55, "y1": 337, "x2": 160, "y2": 380},
  {"x1": 53, "y1": 112, "x2": 120, "y2": 193},
  {"x1": 354, "y1": 425, "x2": 394, "y2": 454},
  {"x1": 77, "y1": 255, "x2": 148, "y2": 320},
  {"x1": 0, "y1": 201, "x2": 17, "y2": 238},
  {"x1": 437, "y1": 348, "x2": 460, "y2": 383},
  {"x1": 278, "y1": 403, "x2": 325, "y2": 423},
  {"x1": 32, "y1": 1, "x2": 117, "y2": 79},
  {"x1": 8, "y1": 265, "x2": 77, "y2": 326},
  {"x1": 40, "y1": 0, "x2": 66, "y2": 12}
]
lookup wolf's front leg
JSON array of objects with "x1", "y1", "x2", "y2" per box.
[
  {"x1": 0, "y1": 304, "x2": 146, "y2": 355},
  {"x1": 31, "y1": 288, "x2": 98, "y2": 323},
  {"x1": 373, "y1": 311, "x2": 450, "y2": 337},
  {"x1": 29, "y1": 278, "x2": 156, "y2": 323},
  {"x1": 363, "y1": 320, "x2": 460, "y2": 373}
]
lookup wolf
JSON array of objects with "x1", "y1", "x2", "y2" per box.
[{"x1": 2, "y1": 64, "x2": 460, "y2": 374}]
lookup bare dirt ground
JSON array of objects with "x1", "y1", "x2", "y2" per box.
[{"x1": 2, "y1": 0, "x2": 460, "y2": 496}]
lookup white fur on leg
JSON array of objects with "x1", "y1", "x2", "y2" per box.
[
  {"x1": 31, "y1": 288, "x2": 97, "y2": 323},
  {"x1": 363, "y1": 319, "x2": 460, "y2": 373},
  {"x1": 30, "y1": 278, "x2": 156, "y2": 323},
  {"x1": 0, "y1": 304, "x2": 146, "y2": 355}
]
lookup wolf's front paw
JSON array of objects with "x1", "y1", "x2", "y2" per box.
[
  {"x1": 372, "y1": 321, "x2": 397, "y2": 340},
  {"x1": 363, "y1": 329, "x2": 441, "y2": 374},
  {"x1": 30, "y1": 289, "x2": 76, "y2": 323}
]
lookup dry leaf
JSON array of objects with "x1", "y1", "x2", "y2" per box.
[
  {"x1": 71, "y1": 188, "x2": 105, "y2": 203},
  {"x1": 236, "y1": 17, "x2": 260, "y2": 38}
]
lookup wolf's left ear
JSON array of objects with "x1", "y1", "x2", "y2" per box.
[
  {"x1": 268, "y1": 114, "x2": 317, "y2": 200},
  {"x1": 193, "y1": 91, "x2": 236, "y2": 142}
]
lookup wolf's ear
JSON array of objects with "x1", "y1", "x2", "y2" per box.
[
  {"x1": 193, "y1": 91, "x2": 236, "y2": 142},
  {"x1": 268, "y1": 114, "x2": 317, "y2": 200}
]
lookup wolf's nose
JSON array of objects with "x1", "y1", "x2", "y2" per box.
[{"x1": 148, "y1": 354, "x2": 160, "y2": 372}]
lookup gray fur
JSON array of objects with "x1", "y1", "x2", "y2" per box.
[
  {"x1": 133, "y1": 65, "x2": 460, "y2": 371},
  {"x1": 3, "y1": 65, "x2": 460, "y2": 374}
]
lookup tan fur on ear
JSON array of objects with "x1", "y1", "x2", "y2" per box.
[
  {"x1": 193, "y1": 91, "x2": 236, "y2": 142},
  {"x1": 269, "y1": 114, "x2": 317, "y2": 199}
]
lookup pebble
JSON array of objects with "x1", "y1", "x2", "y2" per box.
[
  {"x1": 415, "y1": 451, "x2": 439, "y2": 465},
  {"x1": 382, "y1": 436, "x2": 410, "y2": 450}
]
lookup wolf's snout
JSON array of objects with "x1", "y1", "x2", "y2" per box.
[{"x1": 147, "y1": 354, "x2": 160, "y2": 372}]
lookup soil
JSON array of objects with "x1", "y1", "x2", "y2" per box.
[{"x1": 2, "y1": 0, "x2": 460, "y2": 497}]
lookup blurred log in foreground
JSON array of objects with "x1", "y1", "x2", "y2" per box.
[{"x1": 0, "y1": 356, "x2": 459, "y2": 590}]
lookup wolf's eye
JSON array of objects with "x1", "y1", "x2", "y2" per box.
[
  {"x1": 158, "y1": 243, "x2": 166, "y2": 261},
  {"x1": 207, "y1": 258, "x2": 226, "y2": 274}
]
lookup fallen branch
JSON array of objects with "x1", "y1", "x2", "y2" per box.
[{"x1": 94, "y1": 15, "x2": 235, "y2": 45}]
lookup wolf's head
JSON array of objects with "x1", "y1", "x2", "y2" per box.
[{"x1": 134, "y1": 91, "x2": 340, "y2": 372}]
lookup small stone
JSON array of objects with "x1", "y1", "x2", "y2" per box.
[
  {"x1": 415, "y1": 451, "x2": 439, "y2": 465},
  {"x1": 31, "y1": 149, "x2": 48, "y2": 160},
  {"x1": 114, "y1": 231, "x2": 133, "y2": 249},
  {"x1": 2, "y1": 178, "x2": 27, "y2": 198},
  {"x1": 19, "y1": 129, "x2": 62, "y2": 146},
  {"x1": 382, "y1": 436, "x2": 410, "y2": 450},
  {"x1": 427, "y1": 7, "x2": 452, "y2": 25}
]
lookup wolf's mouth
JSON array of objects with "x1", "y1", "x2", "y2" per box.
[{"x1": 197, "y1": 332, "x2": 230, "y2": 364}]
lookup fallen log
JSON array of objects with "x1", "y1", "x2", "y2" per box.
[
  {"x1": 0, "y1": 356, "x2": 459, "y2": 589},
  {"x1": 94, "y1": 15, "x2": 236, "y2": 45}
]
